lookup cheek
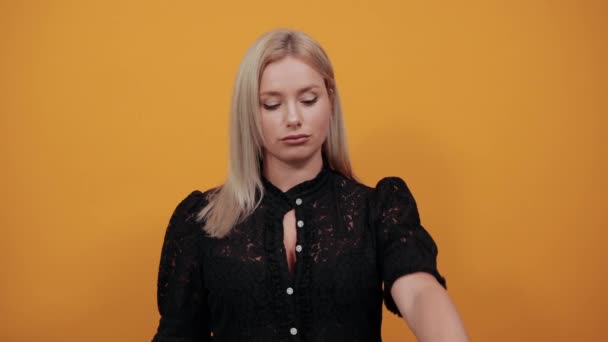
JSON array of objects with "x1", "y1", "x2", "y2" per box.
[
  {"x1": 311, "y1": 102, "x2": 332, "y2": 136},
  {"x1": 259, "y1": 114, "x2": 280, "y2": 144}
]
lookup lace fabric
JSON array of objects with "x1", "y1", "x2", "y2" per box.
[{"x1": 152, "y1": 159, "x2": 447, "y2": 342}]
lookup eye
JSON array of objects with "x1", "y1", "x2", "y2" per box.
[
  {"x1": 302, "y1": 96, "x2": 318, "y2": 106},
  {"x1": 262, "y1": 103, "x2": 280, "y2": 110}
]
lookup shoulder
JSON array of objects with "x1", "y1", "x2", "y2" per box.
[
  {"x1": 366, "y1": 176, "x2": 420, "y2": 222},
  {"x1": 330, "y1": 169, "x2": 374, "y2": 194},
  {"x1": 331, "y1": 172, "x2": 417, "y2": 211},
  {"x1": 373, "y1": 176, "x2": 414, "y2": 201},
  {"x1": 166, "y1": 186, "x2": 220, "y2": 233},
  {"x1": 174, "y1": 188, "x2": 217, "y2": 214},
  {"x1": 331, "y1": 171, "x2": 414, "y2": 201}
]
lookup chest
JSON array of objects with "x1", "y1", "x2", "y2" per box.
[
  {"x1": 202, "y1": 201, "x2": 379, "y2": 294},
  {"x1": 282, "y1": 209, "x2": 298, "y2": 273}
]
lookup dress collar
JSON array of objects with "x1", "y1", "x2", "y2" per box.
[{"x1": 260, "y1": 153, "x2": 332, "y2": 208}]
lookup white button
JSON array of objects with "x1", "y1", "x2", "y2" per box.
[
  {"x1": 295, "y1": 245, "x2": 302, "y2": 253},
  {"x1": 297, "y1": 220, "x2": 304, "y2": 228},
  {"x1": 286, "y1": 287, "x2": 294, "y2": 295},
  {"x1": 295, "y1": 198, "x2": 302, "y2": 205},
  {"x1": 290, "y1": 327, "x2": 298, "y2": 335}
]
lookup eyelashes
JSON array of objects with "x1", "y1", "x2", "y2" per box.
[
  {"x1": 263, "y1": 103, "x2": 280, "y2": 110},
  {"x1": 302, "y1": 97, "x2": 319, "y2": 106},
  {"x1": 262, "y1": 96, "x2": 318, "y2": 111}
]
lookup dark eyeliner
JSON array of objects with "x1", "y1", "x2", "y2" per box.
[
  {"x1": 302, "y1": 96, "x2": 318, "y2": 105},
  {"x1": 263, "y1": 103, "x2": 280, "y2": 110}
]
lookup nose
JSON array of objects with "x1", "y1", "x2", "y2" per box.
[{"x1": 285, "y1": 101, "x2": 302, "y2": 128}]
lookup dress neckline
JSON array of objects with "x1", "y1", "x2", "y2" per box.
[{"x1": 260, "y1": 153, "x2": 332, "y2": 207}]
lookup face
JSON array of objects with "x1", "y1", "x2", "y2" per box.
[{"x1": 258, "y1": 56, "x2": 333, "y2": 165}]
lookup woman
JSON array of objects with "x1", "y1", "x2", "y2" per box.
[{"x1": 152, "y1": 28, "x2": 469, "y2": 341}]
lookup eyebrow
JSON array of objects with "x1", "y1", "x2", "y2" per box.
[{"x1": 259, "y1": 85, "x2": 320, "y2": 97}]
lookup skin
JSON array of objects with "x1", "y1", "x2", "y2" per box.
[
  {"x1": 258, "y1": 55, "x2": 469, "y2": 340},
  {"x1": 392, "y1": 273, "x2": 470, "y2": 341},
  {"x1": 258, "y1": 55, "x2": 332, "y2": 187},
  {"x1": 258, "y1": 55, "x2": 332, "y2": 274}
]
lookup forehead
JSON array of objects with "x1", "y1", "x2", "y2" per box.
[{"x1": 259, "y1": 56, "x2": 324, "y2": 94}]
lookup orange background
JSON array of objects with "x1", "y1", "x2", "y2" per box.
[{"x1": 1, "y1": 1, "x2": 606, "y2": 341}]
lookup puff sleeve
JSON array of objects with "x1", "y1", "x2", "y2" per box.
[
  {"x1": 152, "y1": 190, "x2": 213, "y2": 342},
  {"x1": 371, "y1": 177, "x2": 447, "y2": 317}
]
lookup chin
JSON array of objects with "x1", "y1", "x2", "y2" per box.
[
  {"x1": 279, "y1": 153, "x2": 312, "y2": 165},
  {"x1": 271, "y1": 147, "x2": 321, "y2": 165}
]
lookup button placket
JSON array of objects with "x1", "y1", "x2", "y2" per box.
[
  {"x1": 259, "y1": 165, "x2": 330, "y2": 341},
  {"x1": 283, "y1": 197, "x2": 303, "y2": 338}
]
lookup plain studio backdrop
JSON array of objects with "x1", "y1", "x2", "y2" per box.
[{"x1": 0, "y1": 1, "x2": 606, "y2": 341}]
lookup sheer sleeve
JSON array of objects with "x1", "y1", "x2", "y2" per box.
[
  {"x1": 371, "y1": 177, "x2": 447, "y2": 317},
  {"x1": 152, "y1": 190, "x2": 213, "y2": 342}
]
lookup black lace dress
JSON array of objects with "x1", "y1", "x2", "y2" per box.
[{"x1": 152, "y1": 158, "x2": 447, "y2": 342}]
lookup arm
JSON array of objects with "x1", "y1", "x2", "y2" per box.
[
  {"x1": 371, "y1": 177, "x2": 468, "y2": 341},
  {"x1": 391, "y1": 272, "x2": 469, "y2": 342},
  {"x1": 152, "y1": 190, "x2": 213, "y2": 342}
]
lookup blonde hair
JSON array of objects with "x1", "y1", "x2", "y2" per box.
[{"x1": 197, "y1": 28, "x2": 355, "y2": 238}]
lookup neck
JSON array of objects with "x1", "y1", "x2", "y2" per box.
[{"x1": 262, "y1": 152, "x2": 324, "y2": 193}]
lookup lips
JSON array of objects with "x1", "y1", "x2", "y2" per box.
[
  {"x1": 281, "y1": 134, "x2": 310, "y2": 145},
  {"x1": 282, "y1": 134, "x2": 310, "y2": 140}
]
